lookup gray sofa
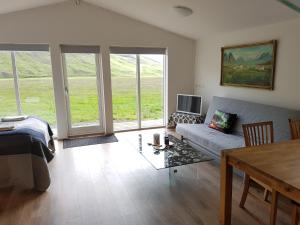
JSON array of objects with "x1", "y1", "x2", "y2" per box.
[{"x1": 176, "y1": 96, "x2": 300, "y2": 159}]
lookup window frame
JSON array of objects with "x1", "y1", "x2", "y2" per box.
[
  {"x1": 60, "y1": 45, "x2": 105, "y2": 136},
  {"x1": 0, "y1": 44, "x2": 56, "y2": 126},
  {"x1": 109, "y1": 47, "x2": 167, "y2": 131}
]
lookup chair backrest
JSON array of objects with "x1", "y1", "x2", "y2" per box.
[
  {"x1": 288, "y1": 118, "x2": 300, "y2": 140},
  {"x1": 242, "y1": 121, "x2": 274, "y2": 147}
]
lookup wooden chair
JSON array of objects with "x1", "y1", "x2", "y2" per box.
[
  {"x1": 289, "y1": 118, "x2": 300, "y2": 225},
  {"x1": 240, "y1": 121, "x2": 279, "y2": 225},
  {"x1": 291, "y1": 201, "x2": 299, "y2": 225},
  {"x1": 289, "y1": 118, "x2": 300, "y2": 140}
]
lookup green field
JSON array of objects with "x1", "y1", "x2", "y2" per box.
[
  {"x1": 0, "y1": 52, "x2": 164, "y2": 126},
  {"x1": 0, "y1": 77, "x2": 56, "y2": 123},
  {"x1": 0, "y1": 76, "x2": 163, "y2": 126}
]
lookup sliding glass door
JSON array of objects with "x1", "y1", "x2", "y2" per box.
[
  {"x1": 140, "y1": 54, "x2": 165, "y2": 128},
  {"x1": 111, "y1": 54, "x2": 138, "y2": 130},
  {"x1": 110, "y1": 47, "x2": 166, "y2": 131},
  {"x1": 61, "y1": 45, "x2": 104, "y2": 136},
  {"x1": 0, "y1": 45, "x2": 56, "y2": 127}
]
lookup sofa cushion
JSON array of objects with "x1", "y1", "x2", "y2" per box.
[
  {"x1": 176, "y1": 123, "x2": 245, "y2": 157},
  {"x1": 204, "y1": 96, "x2": 300, "y2": 141}
]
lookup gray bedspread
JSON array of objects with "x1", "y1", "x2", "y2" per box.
[{"x1": 0, "y1": 117, "x2": 54, "y2": 191}]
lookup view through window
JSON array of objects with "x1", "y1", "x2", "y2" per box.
[
  {"x1": 63, "y1": 52, "x2": 101, "y2": 128},
  {"x1": 111, "y1": 54, "x2": 138, "y2": 130},
  {"x1": 0, "y1": 45, "x2": 166, "y2": 132},
  {"x1": 140, "y1": 54, "x2": 164, "y2": 128},
  {"x1": 0, "y1": 47, "x2": 56, "y2": 127},
  {"x1": 110, "y1": 50, "x2": 166, "y2": 131},
  {"x1": 0, "y1": 51, "x2": 18, "y2": 117},
  {"x1": 60, "y1": 45, "x2": 104, "y2": 136}
]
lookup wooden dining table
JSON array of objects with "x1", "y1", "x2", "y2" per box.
[{"x1": 220, "y1": 139, "x2": 300, "y2": 225}]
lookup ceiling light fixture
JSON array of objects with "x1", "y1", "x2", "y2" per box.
[{"x1": 173, "y1": 5, "x2": 193, "y2": 17}]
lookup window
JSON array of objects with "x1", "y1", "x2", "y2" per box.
[
  {"x1": 110, "y1": 47, "x2": 166, "y2": 131},
  {"x1": 0, "y1": 51, "x2": 18, "y2": 117},
  {"x1": 0, "y1": 44, "x2": 56, "y2": 126},
  {"x1": 61, "y1": 45, "x2": 104, "y2": 136},
  {"x1": 140, "y1": 54, "x2": 165, "y2": 128},
  {"x1": 111, "y1": 53, "x2": 138, "y2": 130}
]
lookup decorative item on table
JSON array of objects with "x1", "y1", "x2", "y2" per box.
[
  {"x1": 153, "y1": 142, "x2": 174, "y2": 151},
  {"x1": 164, "y1": 135, "x2": 169, "y2": 146},
  {"x1": 153, "y1": 133, "x2": 160, "y2": 146}
]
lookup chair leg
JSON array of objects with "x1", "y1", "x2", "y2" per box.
[
  {"x1": 291, "y1": 202, "x2": 298, "y2": 225},
  {"x1": 239, "y1": 174, "x2": 250, "y2": 208},
  {"x1": 270, "y1": 190, "x2": 278, "y2": 225},
  {"x1": 264, "y1": 189, "x2": 269, "y2": 202}
]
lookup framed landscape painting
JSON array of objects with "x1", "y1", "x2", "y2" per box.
[{"x1": 220, "y1": 40, "x2": 277, "y2": 90}]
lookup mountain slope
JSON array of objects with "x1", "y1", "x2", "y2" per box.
[{"x1": 0, "y1": 52, "x2": 163, "y2": 78}]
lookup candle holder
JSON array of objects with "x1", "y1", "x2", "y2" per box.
[{"x1": 153, "y1": 133, "x2": 160, "y2": 146}]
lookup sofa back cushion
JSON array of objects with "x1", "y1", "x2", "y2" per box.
[{"x1": 204, "y1": 96, "x2": 300, "y2": 142}]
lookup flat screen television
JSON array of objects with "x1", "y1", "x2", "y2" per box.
[{"x1": 177, "y1": 94, "x2": 202, "y2": 115}]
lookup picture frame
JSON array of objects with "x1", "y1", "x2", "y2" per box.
[{"x1": 220, "y1": 40, "x2": 277, "y2": 90}]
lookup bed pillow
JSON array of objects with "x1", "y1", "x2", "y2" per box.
[{"x1": 208, "y1": 110, "x2": 237, "y2": 133}]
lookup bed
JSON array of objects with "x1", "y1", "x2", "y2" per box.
[{"x1": 0, "y1": 116, "x2": 55, "y2": 191}]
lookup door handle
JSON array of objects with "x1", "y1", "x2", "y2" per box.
[{"x1": 65, "y1": 86, "x2": 69, "y2": 95}]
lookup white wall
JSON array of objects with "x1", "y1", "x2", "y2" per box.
[
  {"x1": 0, "y1": 1, "x2": 196, "y2": 138},
  {"x1": 195, "y1": 18, "x2": 300, "y2": 113}
]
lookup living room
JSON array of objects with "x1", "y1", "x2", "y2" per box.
[{"x1": 0, "y1": 1, "x2": 300, "y2": 225}]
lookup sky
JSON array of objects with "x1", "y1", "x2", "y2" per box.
[{"x1": 142, "y1": 54, "x2": 164, "y2": 63}]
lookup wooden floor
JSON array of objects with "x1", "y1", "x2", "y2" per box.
[{"x1": 0, "y1": 129, "x2": 291, "y2": 225}]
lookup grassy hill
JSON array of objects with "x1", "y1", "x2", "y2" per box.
[
  {"x1": 0, "y1": 52, "x2": 163, "y2": 78},
  {"x1": 0, "y1": 51, "x2": 164, "y2": 126}
]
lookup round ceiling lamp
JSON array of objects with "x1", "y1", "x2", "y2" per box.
[{"x1": 173, "y1": 5, "x2": 193, "y2": 17}]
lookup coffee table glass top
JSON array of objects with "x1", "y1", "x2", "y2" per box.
[{"x1": 138, "y1": 134, "x2": 213, "y2": 170}]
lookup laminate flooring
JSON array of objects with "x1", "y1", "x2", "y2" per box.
[{"x1": 0, "y1": 129, "x2": 291, "y2": 225}]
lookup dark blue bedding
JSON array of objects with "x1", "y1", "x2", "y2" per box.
[{"x1": 0, "y1": 116, "x2": 54, "y2": 162}]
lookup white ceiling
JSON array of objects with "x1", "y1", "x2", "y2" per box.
[
  {"x1": 0, "y1": 0, "x2": 64, "y2": 14},
  {"x1": 0, "y1": 0, "x2": 299, "y2": 39}
]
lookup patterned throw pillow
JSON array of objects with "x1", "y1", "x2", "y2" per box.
[{"x1": 208, "y1": 110, "x2": 237, "y2": 133}]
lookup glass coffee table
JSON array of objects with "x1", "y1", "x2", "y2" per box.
[{"x1": 138, "y1": 134, "x2": 213, "y2": 183}]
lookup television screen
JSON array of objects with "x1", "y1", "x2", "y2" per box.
[{"x1": 177, "y1": 94, "x2": 202, "y2": 115}]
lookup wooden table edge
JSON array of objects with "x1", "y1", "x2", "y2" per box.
[
  {"x1": 220, "y1": 148, "x2": 300, "y2": 225},
  {"x1": 224, "y1": 151, "x2": 300, "y2": 203}
]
